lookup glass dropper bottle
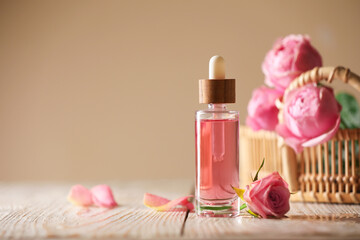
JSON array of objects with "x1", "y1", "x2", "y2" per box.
[{"x1": 195, "y1": 56, "x2": 240, "y2": 217}]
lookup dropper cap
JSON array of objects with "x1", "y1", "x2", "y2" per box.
[{"x1": 199, "y1": 56, "x2": 235, "y2": 104}]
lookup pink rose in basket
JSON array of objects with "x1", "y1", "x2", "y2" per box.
[
  {"x1": 262, "y1": 34, "x2": 322, "y2": 92},
  {"x1": 246, "y1": 86, "x2": 282, "y2": 131},
  {"x1": 276, "y1": 84, "x2": 341, "y2": 153},
  {"x1": 243, "y1": 172, "x2": 290, "y2": 218}
]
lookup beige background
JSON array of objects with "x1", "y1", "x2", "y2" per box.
[{"x1": 0, "y1": 0, "x2": 359, "y2": 181}]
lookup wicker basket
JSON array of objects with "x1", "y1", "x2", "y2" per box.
[{"x1": 240, "y1": 66, "x2": 360, "y2": 203}]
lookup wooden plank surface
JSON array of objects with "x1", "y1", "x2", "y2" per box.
[
  {"x1": 0, "y1": 180, "x2": 360, "y2": 239},
  {"x1": 185, "y1": 203, "x2": 360, "y2": 240},
  {"x1": 0, "y1": 180, "x2": 193, "y2": 239}
]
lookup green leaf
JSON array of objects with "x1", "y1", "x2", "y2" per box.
[
  {"x1": 240, "y1": 203, "x2": 247, "y2": 210},
  {"x1": 336, "y1": 92, "x2": 360, "y2": 129},
  {"x1": 232, "y1": 186, "x2": 245, "y2": 201},
  {"x1": 253, "y1": 158, "x2": 265, "y2": 182},
  {"x1": 247, "y1": 209, "x2": 259, "y2": 218},
  {"x1": 199, "y1": 206, "x2": 232, "y2": 211}
]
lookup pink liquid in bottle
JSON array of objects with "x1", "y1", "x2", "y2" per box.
[
  {"x1": 195, "y1": 107, "x2": 240, "y2": 217},
  {"x1": 196, "y1": 119, "x2": 239, "y2": 201}
]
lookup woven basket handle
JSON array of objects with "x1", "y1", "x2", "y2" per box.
[{"x1": 284, "y1": 66, "x2": 360, "y2": 97}]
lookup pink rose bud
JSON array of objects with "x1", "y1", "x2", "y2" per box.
[
  {"x1": 246, "y1": 86, "x2": 282, "y2": 131},
  {"x1": 91, "y1": 184, "x2": 118, "y2": 208},
  {"x1": 276, "y1": 85, "x2": 341, "y2": 153},
  {"x1": 243, "y1": 172, "x2": 290, "y2": 218},
  {"x1": 67, "y1": 184, "x2": 93, "y2": 207},
  {"x1": 262, "y1": 34, "x2": 322, "y2": 92}
]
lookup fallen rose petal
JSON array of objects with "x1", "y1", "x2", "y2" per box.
[
  {"x1": 143, "y1": 193, "x2": 194, "y2": 212},
  {"x1": 91, "y1": 184, "x2": 118, "y2": 208},
  {"x1": 143, "y1": 193, "x2": 170, "y2": 206},
  {"x1": 67, "y1": 184, "x2": 93, "y2": 207}
]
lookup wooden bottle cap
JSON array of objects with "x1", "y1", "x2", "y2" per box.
[{"x1": 199, "y1": 79, "x2": 235, "y2": 103}]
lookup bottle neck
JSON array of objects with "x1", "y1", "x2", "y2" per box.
[{"x1": 208, "y1": 103, "x2": 227, "y2": 111}]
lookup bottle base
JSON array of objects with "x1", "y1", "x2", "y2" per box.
[{"x1": 195, "y1": 196, "x2": 240, "y2": 218}]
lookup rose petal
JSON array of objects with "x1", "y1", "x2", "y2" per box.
[
  {"x1": 67, "y1": 184, "x2": 93, "y2": 207},
  {"x1": 246, "y1": 116, "x2": 262, "y2": 131},
  {"x1": 263, "y1": 185, "x2": 290, "y2": 218},
  {"x1": 250, "y1": 172, "x2": 288, "y2": 201},
  {"x1": 91, "y1": 184, "x2": 118, "y2": 208},
  {"x1": 247, "y1": 197, "x2": 268, "y2": 219},
  {"x1": 143, "y1": 193, "x2": 171, "y2": 206},
  {"x1": 143, "y1": 193, "x2": 194, "y2": 212},
  {"x1": 276, "y1": 123, "x2": 307, "y2": 153},
  {"x1": 302, "y1": 116, "x2": 341, "y2": 148}
]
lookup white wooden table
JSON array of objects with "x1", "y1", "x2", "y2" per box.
[{"x1": 1, "y1": 180, "x2": 360, "y2": 239}]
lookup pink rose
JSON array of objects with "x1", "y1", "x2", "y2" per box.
[
  {"x1": 262, "y1": 35, "x2": 322, "y2": 92},
  {"x1": 246, "y1": 86, "x2": 282, "y2": 131},
  {"x1": 243, "y1": 172, "x2": 290, "y2": 218},
  {"x1": 276, "y1": 85, "x2": 341, "y2": 153}
]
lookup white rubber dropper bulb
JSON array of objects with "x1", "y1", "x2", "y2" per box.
[{"x1": 209, "y1": 55, "x2": 225, "y2": 79}]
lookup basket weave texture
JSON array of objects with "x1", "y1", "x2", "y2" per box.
[{"x1": 240, "y1": 66, "x2": 360, "y2": 203}]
